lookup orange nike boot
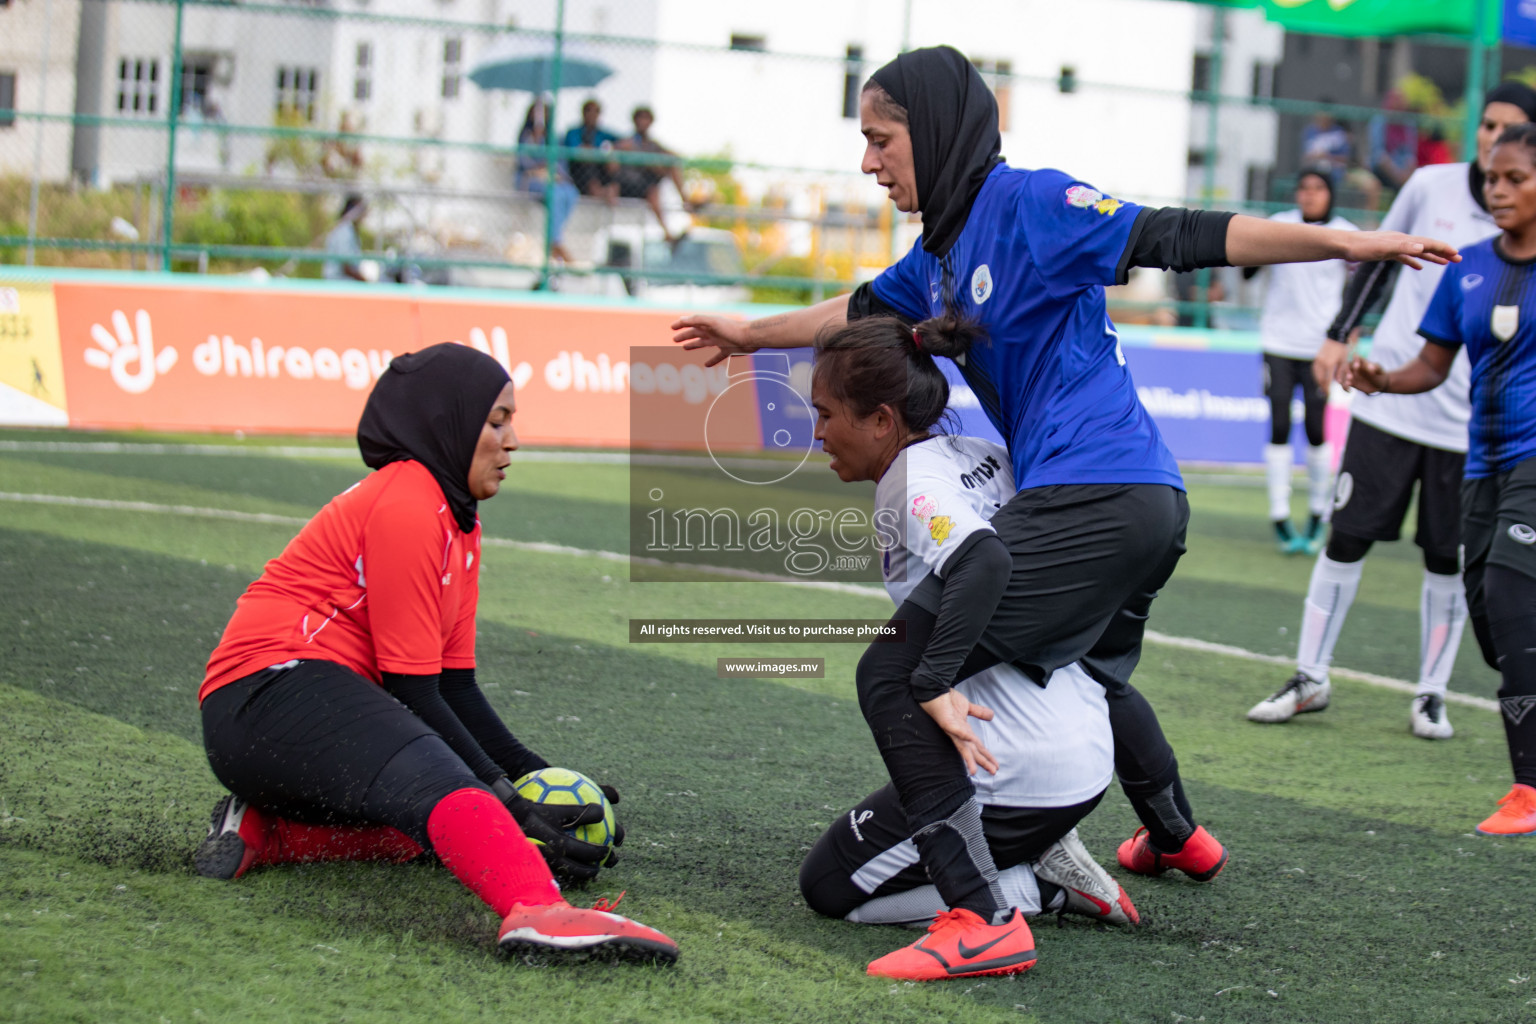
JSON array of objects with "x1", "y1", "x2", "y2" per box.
[
  {"x1": 498, "y1": 900, "x2": 679, "y2": 964},
  {"x1": 866, "y1": 907, "x2": 1037, "y2": 981},
  {"x1": 1117, "y1": 825, "x2": 1228, "y2": 881},
  {"x1": 1475, "y1": 784, "x2": 1536, "y2": 836}
]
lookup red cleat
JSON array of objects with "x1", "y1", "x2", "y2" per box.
[
  {"x1": 1117, "y1": 825, "x2": 1228, "y2": 881},
  {"x1": 498, "y1": 901, "x2": 679, "y2": 964},
  {"x1": 866, "y1": 907, "x2": 1037, "y2": 981},
  {"x1": 1476, "y1": 784, "x2": 1536, "y2": 837}
]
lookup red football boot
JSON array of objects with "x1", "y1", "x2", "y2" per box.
[
  {"x1": 1117, "y1": 825, "x2": 1228, "y2": 881},
  {"x1": 1476, "y1": 784, "x2": 1536, "y2": 837},
  {"x1": 498, "y1": 901, "x2": 679, "y2": 964},
  {"x1": 866, "y1": 907, "x2": 1037, "y2": 981}
]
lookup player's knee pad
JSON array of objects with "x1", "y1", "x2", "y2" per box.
[{"x1": 1326, "y1": 530, "x2": 1373, "y2": 563}]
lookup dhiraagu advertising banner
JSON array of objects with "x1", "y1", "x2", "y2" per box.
[{"x1": 0, "y1": 275, "x2": 68, "y2": 426}]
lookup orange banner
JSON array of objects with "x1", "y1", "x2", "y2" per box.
[{"x1": 50, "y1": 281, "x2": 756, "y2": 447}]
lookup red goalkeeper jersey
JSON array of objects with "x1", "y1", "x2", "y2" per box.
[{"x1": 201, "y1": 459, "x2": 481, "y2": 701}]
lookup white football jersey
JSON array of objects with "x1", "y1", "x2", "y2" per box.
[
  {"x1": 1349, "y1": 162, "x2": 1489, "y2": 453},
  {"x1": 1257, "y1": 209, "x2": 1359, "y2": 360},
  {"x1": 874, "y1": 435, "x2": 1114, "y2": 808}
]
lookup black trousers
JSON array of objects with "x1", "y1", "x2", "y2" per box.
[
  {"x1": 201, "y1": 660, "x2": 486, "y2": 848},
  {"x1": 798, "y1": 782, "x2": 1102, "y2": 920},
  {"x1": 859, "y1": 484, "x2": 1189, "y2": 828},
  {"x1": 1264, "y1": 353, "x2": 1327, "y2": 447}
]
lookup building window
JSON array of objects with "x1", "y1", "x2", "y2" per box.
[
  {"x1": 276, "y1": 65, "x2": 319, "y2": 122},
  {"x1": 442, "y1": 37, "x2": 462, "y2": 99},
  {"x1": 841, "y1": 45, "x2": 863, "y2": 119},
  {"x1": 354, "y1": 43, "x2": 372, "y2": 102},
  {"x1": 179, "y1": 54, "x2": 216, "y2": 116},
  {"x1": 1191, "y1": 53, "x2": 1212, "y2": 95},
  {"x1": 730, "y1": 34, "x2": 766, "y2": 52},
  {"x1": 116, "y1": 57, "x2": 160, "y2": 117},
  {"x1": 971, "y1": 58, "x2": 1012, "y2": 132},
  {"x1": 1250, "y1": 61, "x2": 1274, "y2": 100},
  {"x1": 0, "y1": 72, "x2": 14, "y2": 129}
]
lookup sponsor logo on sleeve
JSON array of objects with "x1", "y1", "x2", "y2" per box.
[
  {"x1": 910, "y1": 494, "x2": 953, "y2": 543},
  {"x1": 1065, "y1": 185, "x2": 1102, "y2": 208},
  {"x1": 928, "y1": 516, "x2": 954, "y2": 543}
]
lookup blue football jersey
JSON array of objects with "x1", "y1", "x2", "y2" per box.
[
  {"x1": 870, "y1": 164, "x2": 1183, "y2": 492},
  {"x1": 1418, "y1": 237, "x2": 1536, "y2": 478}
]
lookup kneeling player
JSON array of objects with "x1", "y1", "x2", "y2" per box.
[
  {"x1": 797, "y1": 318, "x2": 1138, "y2": 981},
  {"x1": 193, "y1": 344, "x2": 676, "y2": 963}
]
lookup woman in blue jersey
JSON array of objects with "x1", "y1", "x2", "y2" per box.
[
  {"x1": 672, "y1": 46, "x2": 1460, "y2": 979},
  {"x1": 1343, "y1": 122, "x2": 1536, "y2": 838}
]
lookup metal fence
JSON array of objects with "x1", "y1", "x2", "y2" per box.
[{"x1": 0, "y1": 0, "x2": 1503, "y2": 322}]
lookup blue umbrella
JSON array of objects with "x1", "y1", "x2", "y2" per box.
[{"x1": 469, "y1": 35, "x2": 614, "y2": 93}]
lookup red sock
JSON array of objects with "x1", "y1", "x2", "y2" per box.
[
  {"x1": 238, "y1": 805, "x2": 423, "y2": 868},
  {"x1": 427, "y1": 787, "x2": 562, "y2": 916}
]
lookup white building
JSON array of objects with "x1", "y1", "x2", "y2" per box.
[
  {"x1": 48, "y1": 0, "x2": 1201, "y2": 264},
  {"x1": 0, "y1": 0, "x2": 83, "y2": 185}
]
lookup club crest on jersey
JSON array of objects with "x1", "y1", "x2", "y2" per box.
[
  {"x1": 1509, "y1": 523, "x2": 1536, "y2": 546},
  {"x1": 971, "y1": 264, "x2": 993, "y2": 305},
  {"x1": 1461, "y1": 273, "x2": 1484, "y2": 291},
  {"x1": 1493, "y1": 304, "x2": 1520, "y2": 342}
]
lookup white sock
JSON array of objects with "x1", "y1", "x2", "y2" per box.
[
  {"x1": 1265, "y1": 443, "x2": 1293, "y2": 521},
  {"x1": 1306, "y1": 443, "x2": 1334, "y2": 519},
  {"x1": 1418, "y1": 570, "x2": 1468, "y2": 697},
  {"x1": 1296, "y1": 554, "x2": 1365, "y2": 684},
  {"x1": 842, "y1": 863, "x2": 1042, "y2": 927}
]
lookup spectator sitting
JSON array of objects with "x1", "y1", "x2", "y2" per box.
[
  {"x1": 563, "y1": 99, "x2": 620, "y2": 203},
  {"x1": 1417, "y1": 126, "x2": 1453, "y2": 167},
  {"x1": 1301, "y1": 109, "x2": 1352, "y2": 184},
  {"x1": 516, "y1": 98, "x2": 577, "y2": 263},
  {"x1": 322, "y1": 194, "x2": 368, "y2": 282},
  {"x1": 1367, "y1": 89, "x2": 1418, "y2": 191},
  {"x1": 322, "y1": 111, "x2": 365, "y2": 180},
  {"x1": 616, "y1": 105, "x2": 694, "y2": 244}
]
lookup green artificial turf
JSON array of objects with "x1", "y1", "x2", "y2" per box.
[{"x1": 1, "y1": 431, "x2": 1532, "y2": 1023}]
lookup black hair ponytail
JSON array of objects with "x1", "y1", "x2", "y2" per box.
[{"x1": 812, "y1": 314, "x2": 986, "y2": 434}]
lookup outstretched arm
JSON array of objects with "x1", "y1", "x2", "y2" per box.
[
  {"x1": 1339, "y1": 341, "x2": 1456, "y2": 395},
  {"x1": 670, "y1": 292, "x2": 850, "y2": 367},
  {"x1": 1225, "y1": 215, "x2": 1459, "y2": 270}
]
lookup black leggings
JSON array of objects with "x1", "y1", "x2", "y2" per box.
[
  {"x1": 1264, "y1": 353, "x2": 1326, "y2": 447},
  {"x1": 201, "y1": 660, "x2": 486, "y2": 848}
]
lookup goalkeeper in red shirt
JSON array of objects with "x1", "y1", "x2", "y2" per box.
[{"x1": 194, "y1": 343, "x2": 676, "y2": 963}]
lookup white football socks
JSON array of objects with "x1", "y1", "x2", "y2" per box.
[
  {"x1": 1296, "y1": 554, "x2": 1365, "y2": 684},
  {"x1": 842, "y1": 862, "x2": 1042, "y2": 927},
  {"x1": 1418, "y1": 570, "x2": 1468, "y2": 697},
  {"x1": 1265, "y1": 443, "x2": 1293, "y2": 521},
  {"x1": 1306, "y1": 442, "x2": 1334, "y2": 519}
]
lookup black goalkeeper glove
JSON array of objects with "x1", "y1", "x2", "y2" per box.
[
  {"x1": 597, "y1": 784, "x2": 625, "y2": 866},
  {"x1": 492, "y1": 777, "x2": 610, "y2": 885}
]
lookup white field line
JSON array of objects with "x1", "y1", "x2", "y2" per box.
[
  {"x1": 0, "y1": 490, "x2": 1499, "y2": 713},
  {"x1": 0, "y1": 439, "x2": 787, "y2": 471},
  {"x1": 0, "y1": 439, "x2": 1279, "y2": 480}
]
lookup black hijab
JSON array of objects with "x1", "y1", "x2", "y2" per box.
[
  {"x1": 357, "y1": 343, "x2": 512, "y2": 534},
  {"x1": 1470, "y1": 81, "x2": 1536, "y2": 210},
  {"x1": 1295, "y1": 167, "x2": 1334, "y2": 223},
  {"x1": 870, "y1": 46, "x2": 1003, "y2": 259}
]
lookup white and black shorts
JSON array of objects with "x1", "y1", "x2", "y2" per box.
[{"x1": 1331, "y1": 419, "x2": 1465, "y2": 561}]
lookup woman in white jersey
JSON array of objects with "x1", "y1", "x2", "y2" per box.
[
  {"x1": 797, "y1": 314, "x2": 1137, "y2": 972},
  {"x1": 1248, "y1": 82, "x2": 1536, "y2": 739},
  {"x1": 1245, "y1": 168, "x2": 1359, "y2": 555}
]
